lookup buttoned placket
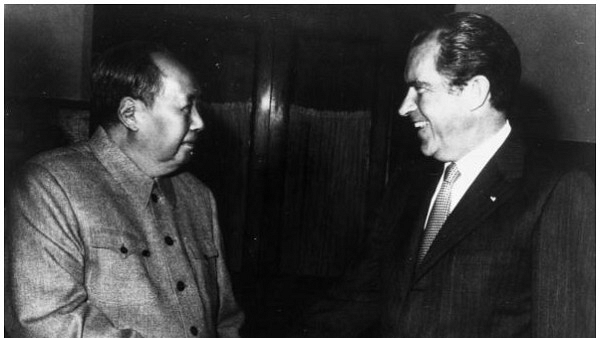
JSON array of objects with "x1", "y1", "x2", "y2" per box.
[{"x1": 149, "y1": 179, "x2": 205, "y2": 337}]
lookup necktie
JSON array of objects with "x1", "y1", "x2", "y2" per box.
[{"x1": 418, "y1": 162, "x2": 460, "y2": 263}]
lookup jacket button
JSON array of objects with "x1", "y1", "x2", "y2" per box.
[
  {"x1": 190, "y1": 326, "x2": 198, "y2": 336},
  {"x1": 177, "y1": 281, "x2": 186, "y2": 291},
  {"x1": 142, "y1": 249, "x2": 151, "y2": 257},
  {"x1": 120, "y1": 245, "x2": 128, "y2": 254},
  {"x1": 165, "y1": 236, "x2": 174, "y2": 246}
]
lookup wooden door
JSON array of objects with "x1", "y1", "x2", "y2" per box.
[{"x1": 277, "y1": 36, "x2": 379, "y2": 277}]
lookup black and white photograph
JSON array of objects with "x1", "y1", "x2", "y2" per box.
[{"x1": 4, "y1": 4, "x2": 595, "y2": 338}]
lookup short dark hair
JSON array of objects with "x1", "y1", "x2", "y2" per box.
[
  {"x1": 91, "y1": 41, "x2": 171, "y2": 128},
  {"x1": 412, "y1": 12, "x2": 521, "y2": 113}
]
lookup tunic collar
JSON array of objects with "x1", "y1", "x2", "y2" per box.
[{"x1": 88, "y1": 127, "x2": 177, "y2": 207}]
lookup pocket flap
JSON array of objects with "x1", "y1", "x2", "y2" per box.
[
  {"x1": 201, "y1": 239, "x2": 219, "y2": 258},
  {"x1": 90, "y1": 230, "x2": 144, "y2": 257},
  {"x1": 185, "y1": 238, "x2": 219, "y2": 259}
]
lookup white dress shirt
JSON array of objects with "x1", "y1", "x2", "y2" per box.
[{"x1": 424, "y1": 121, "x2": 512, "y2": 228}]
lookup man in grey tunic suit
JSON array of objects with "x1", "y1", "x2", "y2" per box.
[{"x1": 6, "y1": 42, "x2": 244, "y2": 338}]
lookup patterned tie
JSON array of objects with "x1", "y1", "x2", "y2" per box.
[{"x1": 418, "y1": 162, "x2": 461, "y2": 264}]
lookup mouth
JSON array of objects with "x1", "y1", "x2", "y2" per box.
[
  {"x1": 181, "y1": 140, "x2": 196, "y2": 149},
  {"x1": 180, "y1": 142, "x2": 196, "y2": 158},
  {"x1": 414, "y1": 121, "x2": 429, "y2": 130}
]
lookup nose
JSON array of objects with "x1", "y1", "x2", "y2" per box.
[
  {"x1": 398, "y1": 88, "x2": 416, "y2": 117},
  {"x1": 190, "y1": 105, "x2": 204, "y2": 131}
]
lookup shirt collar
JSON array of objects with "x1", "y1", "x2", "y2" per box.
[
  {"x1": 452, "y1": 120, "x2": 512, "y2": 180},
  {"x1": 89, "y1": 127, "x2": 176, "y2": 207}
]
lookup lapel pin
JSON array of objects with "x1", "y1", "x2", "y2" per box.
[{"x1": 490, "y1": 196, "x2": 497, "y2": 202}]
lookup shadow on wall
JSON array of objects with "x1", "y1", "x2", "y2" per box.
[
  {"x1": 5, "y1": 9, "x2": 68, "y2": 176},
  {"x1": 5, "y1": 7, "x2": 91, "y2": 179},
  {"x1": 5, "y1": 11, "x2": 66, "y2": 98},
  {"x1": 512, "y1": 82, "x2": 560, "y2": 140},
  {"x1": 513, "y1": 82, "x2": 595, "y2": 179}
]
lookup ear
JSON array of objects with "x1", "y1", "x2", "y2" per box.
[
  {"x1": 463, "y1": 75, "x2": 491, "y2": 111},
  {"x1": 117, "y1": 97, "x2": 142, "y2": 131}
]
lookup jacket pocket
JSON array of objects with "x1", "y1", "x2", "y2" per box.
[
  {"x1": 90, "y1": 230, "x2": 146, "y2": 257},
  {"x1": 87, "y1": 230, "x2": 158, "y2": 306},
  {"x1": 185, "y1": 238, "x2": 219, "y2": 299},
  {"x1": 185, "y1": 237, "x2": 219, "y2": 260}
]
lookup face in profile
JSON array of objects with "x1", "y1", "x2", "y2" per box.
[
  {"x1": 398, "y1": 38, "x2": 478, "y2": 162},
  {"x1": 135, "y1": 54, "x2": 204, "y2": 174}
]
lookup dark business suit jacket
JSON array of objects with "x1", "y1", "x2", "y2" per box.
[
  {"x1": 293, "y1": 133, "x2": 594, "y2": 338},
  {"x1": 377, "y1": 133, "x2": 595, "y2": 338}
]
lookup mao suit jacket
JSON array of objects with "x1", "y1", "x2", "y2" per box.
[
  {"x1": 374, "y1": 133, "x2": 595, "y2": 338},
  {"x1": 6, "y1": 128, "x2": 244, "y2": 338}
]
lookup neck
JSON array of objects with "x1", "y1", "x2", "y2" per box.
[
  {"x1": 470, "y1": 114, "x2": 506, "y2": 146},
  {"x1": 440, "y1": 111, "x2": 507, "y2": 163},
  {"x1": 105, "y1": 126, "x2": 165, "y2": 178}
]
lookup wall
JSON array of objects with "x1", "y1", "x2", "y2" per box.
[
  {"x1": 457, "y1": 4, "x2": 595, "y2": 143},
  {"x1": 5, "y1": 5, "x2": 93, "y2": 176},
  {"x1": 5, "y1": 5, "x2": 93, "y2": 100}
]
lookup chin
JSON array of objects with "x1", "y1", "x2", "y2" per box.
[
  {"x1": 420, "y1": 144, "x2": 435, "y2": 158},
  {"x1": 166, "y1": 156, "x2": 189, "y2": 171},
  {"x1": 174, "y1": 157, "x2": 191, "y2": 168}
]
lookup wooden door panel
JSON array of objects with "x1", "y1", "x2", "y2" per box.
[
  {"x1": 291, "y1": 38, "x2": 378, "y2": 110},
  {"x1": 281, "y1": 107, "x2": 371, "y2": 276},
  {"x1": 279, "y1": 36, "x2": 379, "y2": 276}
]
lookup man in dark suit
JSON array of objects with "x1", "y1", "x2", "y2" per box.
[{"x1": 294, "y1": 12, "x2": 594, "y2": 338}]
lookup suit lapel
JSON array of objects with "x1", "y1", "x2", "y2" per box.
[
  {"x1": 414, "y1": 134, "x2": 526, "y2": 280},
  {"x1": 398, "y1": 162, "x2": 443, "y2": 296},
  {"x1": 408, "y1": 169, "x2": 441, "y2": 259}
]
